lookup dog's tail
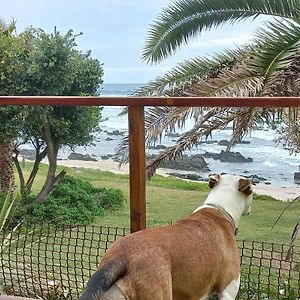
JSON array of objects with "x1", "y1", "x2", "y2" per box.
[{"x1": 79, "y1": 258, "x2": 127, "y2": 299}]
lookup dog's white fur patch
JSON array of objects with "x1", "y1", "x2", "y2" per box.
[
  {"x1": 193, "y1": 174, "x2": 253, "y2": 227},
  {"x1": 220, "y1": 276, "x2": 240, "y2": 299}
]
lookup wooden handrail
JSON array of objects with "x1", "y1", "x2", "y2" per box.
[
  {"x1": 1, "y1": 95, "x2": 300, "y2": 233},
  {"x1": 0, "y1": 96, "x2": 300, "y2": 107}
]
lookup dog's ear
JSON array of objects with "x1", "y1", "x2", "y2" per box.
[
  {"x1": 238, "y1": 178, "x2": 253, "y2": 195},
  {"x1": 208, "y1": 174, "x2": 220, "y2": 189}
]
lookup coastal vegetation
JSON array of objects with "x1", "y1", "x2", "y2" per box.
[
  {"x1": 0, "y1": 21, "x2": 104, "y2": 205},
  {"x1": 118, "y1": 0, "x2": 300, "y2": 174},
  {"x1": 9, "y1": 175, "x2": 126, "y2": 226}
]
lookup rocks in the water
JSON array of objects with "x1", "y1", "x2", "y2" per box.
[
  {"x1": 218, "y1": 140, "x2": 231, "y2": 146},
  {"x1": 218, "y1": 139, "x2": 250, "y2": 146},
  {"x1": 106, "y1": 137, "x2": 114, "y2": 141},
  {"x1": 19, "y1": 149, "x2": 36, "y2": 160},
  {"x1": 148, "y1": 154, "x2": 210, "y2": 172},
  {"x1": 294, "y1": 172, "x2": 300, "y2": 184},
  {"x1": 167, "y1": 172, "x2": 207, "y2": 182},
  {"x1": 203, "y1": 150, "x2": 253, "y2": 163},
  {"x1": 165, "y1": 132, "x2": 181, "y2": 138},
  {"x1": 106, "y1": 130, "x2": 125, "y2": 136},
  {"x1": 197, "y1": 140, "x2": 218, "y2": 145},
  {"x1": 100, "y1": 154, "x2": 114, "y2": 160},
  {"x1": 148, "y1": 144, "x2": 167, "y2": 150},
  {"x1": 243, "y1": 174, "x2": 267, "y2": 184},
  {"x1": 68, "y1": 152, "x2": 97, "y2": 161},
  {"x1": 237, "y1": 140, "x2": 251, "y2": 145}
]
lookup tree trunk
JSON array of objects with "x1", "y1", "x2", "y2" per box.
[
  {"x1": 12, "y1": 150, "x2": 25, "y2": 193},
  {"x1": 0, "y1": 142, "x2": 14, "y2": 194},
  {"x1": 34, "y1": 124, "x2": 65, "y2": 204},
  {"x1": 25, "y1": 146, "x2": 48, "y2": 194}
]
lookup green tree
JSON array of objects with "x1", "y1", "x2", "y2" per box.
[
  {"x1": 19, "y1": 28, "x2": 103, "y2": 203},
  {"x1": 120, "y1": 0, "x2": 300, "y2": 173},
  {"x1": 0, "y1": 25, "x2": 104, "y2": 202}
]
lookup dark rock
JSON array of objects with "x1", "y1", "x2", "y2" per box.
[
  {"x1": 202, "y1": 151, "x2": 220, "y2": 160},
  {"x1": 148, "y1": 144, "x2": 167, "y2": 150},
  {"x1": 68, "y1": 152, "x2": 97, "y2": 161},
  {"x1": 94, "y1": 126, "x2": 102, "y2": 132},
  {"x1": 218, "y1": 139, "x2": 250, "y2": 146},
  {"x1": 264, "y1": 181, "x2": 271, "y2": 185},
  {"x1": 107, "y1": 130, "x2": 125, "y2": 136},
  {"x1": 241, "y1": 174, "x2": 268, "y2": 184},
  {"x1": 101, "y1": 154, "x2": 114, "y2": 160},
  {"x1": 197, "y1": 140, "x2": 217, "y2": 145},
  {"x1": 237, "y1": 140, "x2": 251, "y2": 145},
  {"x1": 167, "y1": 172, "x2": 205, "y2": 181},
  {"x1": 165, "y1": 132, "x2": 181, "y2": 138},
  {"x1": 243, "y1": 171, "x2": 250, "y2": 174},
  {"x1": 203, "y1": 150, "x2": 252, "y2": 163},
  {"x1": 148, "y1": 154, "x2": 210, "y2": 172},
  {"x1": 106, "y1": 137, "x2": 114, "y2": 141},
  {"x1": 294, "y1": 172, "x2": 300, "y2": 184},
  {"x1": 19, "y1": 149, "x2": 36, "y2": 160},
  {"x1": 243, "y1": 174, "x2": 267, "y2": 181},
  {"x1": 220, "y1": 150, "x2": 252, "y2": 163},
  {"x1": 101, "y1": 155, "x2": 110, "y2": 160},
  {"x1": 218, "y1": 140, "x2": 230, "y2": 146}
]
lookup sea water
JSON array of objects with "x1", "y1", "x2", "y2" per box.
[{"x1": 59, "y1": 83, "x2": 299, "y2": 187}]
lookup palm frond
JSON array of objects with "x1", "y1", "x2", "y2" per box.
[
  {"x1": 116, "y1": 106, "x2": 198, "y2": 163},
  {"x1": 229, "y1": 107, "x2": 269, "y2": 145},
  {"x1": 143, "y1": 0, "x2": 300, "y2": 63},
  {"x1": 186, "y1": 68, "x2": 264, "y2": 97},
  {"x1": 146, "y1": 108, "x2": 235, "y2": 176},
  {"x1": 145, "y1": 107, "x2": 192, "y2": 144},
  {"x1": 248, "y1": 19, "x2": 300, "y2": 87},
  {"x1": 136, "y1": 48, "x2": 242, "y2": 96}
]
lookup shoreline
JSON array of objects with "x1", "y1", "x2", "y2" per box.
[{"x1": 56, "y1": 159, "x2": 300, "y2": 202}]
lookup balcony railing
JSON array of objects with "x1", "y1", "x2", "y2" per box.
[{"x1": 1, "y1": 96, "x2": 300, "y2": 233}]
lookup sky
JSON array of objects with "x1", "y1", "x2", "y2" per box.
[{"x1": 2, "y1": 1, "x2": 266, "y2": 84}]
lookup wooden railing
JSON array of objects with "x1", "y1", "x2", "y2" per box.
[{"x1": 1, "y1": 96, "x2": 300, "y2": 233}]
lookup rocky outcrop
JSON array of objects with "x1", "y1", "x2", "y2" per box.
[
  {"x1": 218, "y1": 139, "x2": 251, "y2": 146},
  {"x1": 167, "y1": 172, "x2": 207, "y2": 181},
  {"x1": 243, "y1": 174, "x2": 267, "y2": 184},
  {"x1": 148, "y1": 144, "x2": 167, "y2": 150},
  {"x1": 148, "y1": 154, "x2": 210, "y2": 172},
  {"x1": 106, "y1": 130, "x2": 125, "y2": 136},
  {"x1": 19, "y1": 149, "x2": 36, "y2": 160},
  {"x1": 68, "y1": 152, "x2": 97, "y2": 161},
  {"x1": 203, "y1": 150, "x2": 253, "y2": 163}
]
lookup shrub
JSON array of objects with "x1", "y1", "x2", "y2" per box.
[{"x1": 18, "y1": 176, "x2": 126, "y2": 226}]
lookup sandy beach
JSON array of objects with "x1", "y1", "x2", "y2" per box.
[{"x1": 57, "y1": 159, "x2": 300, "y2": 202}]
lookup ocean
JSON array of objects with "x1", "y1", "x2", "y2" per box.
[{"x1": 59, "y1": 83, "x2": 299, "y2": 187}]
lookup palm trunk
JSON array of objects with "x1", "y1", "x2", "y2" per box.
[{"x1": 0, "y1": 142, "x2": 14, "y2": 194}]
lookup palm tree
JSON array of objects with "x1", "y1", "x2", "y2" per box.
[
  {"x1": 0, "y1": 19, "x2": 18, "y2": 194},
  {"x1": 118, "y1": 0, "x2": 300, "y2": 175}
]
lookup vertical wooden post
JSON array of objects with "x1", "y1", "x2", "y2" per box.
[{"x1": 128, "y1": 106, "x2": 146, "y2": 233}]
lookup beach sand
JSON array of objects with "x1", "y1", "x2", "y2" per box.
[{"x1": 56, "y1": 159, "x2": 300, "y2": 202}]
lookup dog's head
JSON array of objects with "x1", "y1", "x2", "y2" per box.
[{"x1": 208, "y1": 173, "x2": 253, "y2": 216}]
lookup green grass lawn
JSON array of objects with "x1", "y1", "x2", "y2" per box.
[{"x1": 20, "y1": 161, "x2": 300, "y2": 245}]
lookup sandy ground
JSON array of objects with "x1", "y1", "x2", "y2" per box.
[{"x1": 56, "y1": 159, "x2": 300, "y2": 202}]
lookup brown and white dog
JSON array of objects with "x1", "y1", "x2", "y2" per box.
[{"x1": 79, "y1": 174, "x2": 253, "y2": 300}]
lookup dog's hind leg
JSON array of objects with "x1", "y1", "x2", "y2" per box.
[{"x1": 219, "y1": 276, "x2": 240, "y2": 300}]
